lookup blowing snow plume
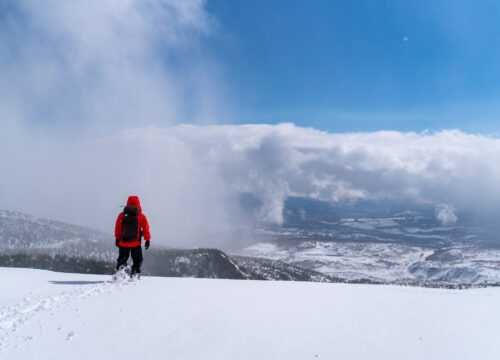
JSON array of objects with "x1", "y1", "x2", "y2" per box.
[
  {"x1": 435, "y1": 204, "x2": 458, "y2": 226},
  {"x1": 0, "y1": 0, "x2": 222, "y2": 134},
  {"x1": 0, "y1": 0, "x2": 233, "y2": 247}
]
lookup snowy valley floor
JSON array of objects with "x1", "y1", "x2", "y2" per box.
[{"x1": 0, "y1": 267, "x2": 499, "y2": 360}]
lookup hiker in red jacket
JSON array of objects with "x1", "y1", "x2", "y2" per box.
[{"x1": 115, "y1": 196, "x2": 151, "y2": 278}]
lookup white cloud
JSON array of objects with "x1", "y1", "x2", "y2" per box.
[
  {"x1": 435, "y1": 204, "x2": 458, "y2": 226},
  {"x1": 3, "y1": 123, "x2": 500, "y2": 248}
]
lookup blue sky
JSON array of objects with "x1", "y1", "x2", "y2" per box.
[
  {"x1": 206, "y1": 0, "x2": 500, "y2": 133},
  {"x1": 1, "y1": 0, "x2": 500, "y2": 135}
]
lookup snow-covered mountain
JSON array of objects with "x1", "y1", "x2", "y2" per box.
[
  {"x1": 233, "y1": 255, "x2": 333, "y2": 282},
  {"x1": 0, "y1": 210, "x2": 115, "y2": 260},
  {"x1": 1, "y1": 267, "x2": 499, "y2": 360},
  {"x1": 144, "y1": 248, "x2": 255, "y2": 279}
]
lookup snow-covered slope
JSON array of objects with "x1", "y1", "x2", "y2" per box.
[
  {"x1": 234, "y1": 255, "x2": 333, "y2": 282},
  {"x1": 1, "y1": 267, "x2": 499, "y2": 360},
  {"x1": 239, "y1": 241, "x2": 500, "y2": 286},
  {"x1": 0, "y1": 210, "x2": 114, "y2": 260}
]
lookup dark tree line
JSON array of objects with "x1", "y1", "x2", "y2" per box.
[{"x1": 0, "y1": 253, "x2": 115, "y2": 274}]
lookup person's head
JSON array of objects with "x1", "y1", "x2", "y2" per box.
[{"x1": 126, "y1": 195, "x2": 142, "y2": 212}]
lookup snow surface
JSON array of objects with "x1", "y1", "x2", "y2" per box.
[{"x1": 1, "y1": 267, "x2": 499, "y2": 360}]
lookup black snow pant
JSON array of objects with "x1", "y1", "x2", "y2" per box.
[{"x1": 117, "y1": 245, "x2": 143, "y2": 273}]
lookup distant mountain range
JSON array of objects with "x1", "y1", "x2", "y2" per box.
[
  {"x1": 2, "y1": 206, "x2": 500, "y2": 287},
  {"x1": 237, "y1": 240, "x2": 500, "y2": 287}
]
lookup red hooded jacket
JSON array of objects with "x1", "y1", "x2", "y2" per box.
[{"x1": 115, "y1": 196, "x2": 151, "y2": 247}]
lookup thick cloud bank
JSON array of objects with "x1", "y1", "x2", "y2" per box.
[
  {"x1": 3, "y1": 124, "x2": 500, "y2": 247},
  {"x1": 119, "y1": 125, "x2": 498, "y2": 227}
]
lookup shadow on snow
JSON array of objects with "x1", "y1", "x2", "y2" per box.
[{"x1": 49, "y1": 280, "x2": 106, "y2": 285}]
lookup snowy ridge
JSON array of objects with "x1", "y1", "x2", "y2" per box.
[
  {"x1": 219, "y1": 252, "x2": 253, "y2": 279},
  {"x1": 234, "y1": 255, "x2": 332, "y2": 282},
  {"x1": 0, "y1": 210, "x2": 115, "y2": 260},
  {"x1": 144, "y1": 248, "x2": 259, "y2": 279}
]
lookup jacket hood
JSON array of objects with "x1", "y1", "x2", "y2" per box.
[{"x1": 127, "y1": 196, "x2": 142, "y2": 212}]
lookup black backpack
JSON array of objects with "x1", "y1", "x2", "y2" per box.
[{"x1": 121, "y1": 206, "x2": 140, "y2": 242}]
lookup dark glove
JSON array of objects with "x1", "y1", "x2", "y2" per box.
[
  {"x1": 145, "y1": 241, "x2": 150, "y2": 250},
  {"x1": 115, "y1": 239, "x2": 120, "y2": 247}
]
